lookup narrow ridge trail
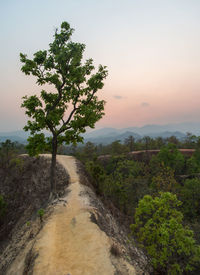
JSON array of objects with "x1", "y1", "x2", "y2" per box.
[{"x1": 32, "y1": 155, "x2": 116, "y2": 275}]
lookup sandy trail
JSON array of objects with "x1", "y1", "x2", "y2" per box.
[{"x1": 32, "y1": 155, "x2": 115, "y2": 275}]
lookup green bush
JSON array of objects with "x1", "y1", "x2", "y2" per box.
[
  {"x1": 180, "y1": 178, "x2": 200, "y2": 220},
  {"x1": 150, "y1": 165, "x2": 180, "y2": 194},
  {"x1": 0, "y1": 139, "x2": 17, "y2": 169},
  {"x1": 9, "y1": 157, "x2": 24, "y2": 171},
  {"x1": 150, "y1": 143, "x2": 185, "y2": 175},
  {"x1": 86, "y1": 158, "x2": 149, "y2": 214},
  {"x1": 130, "y1": 192, "x2": 200, "y2": 274},
  {"x1": 186, "y1": 156, "x2": 200, "y2": 174},
  {"x1": 37, "y1": 208, "x2": 45, "y2": 222}
]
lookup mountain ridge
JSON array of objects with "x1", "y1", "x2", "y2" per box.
[{"x1": 1, "y1": 122, "x2": 200, "y2": 144}]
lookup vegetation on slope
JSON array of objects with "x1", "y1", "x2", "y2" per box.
[{"x1": 72, "y1": 135, "x2": 200, "y2": 274}]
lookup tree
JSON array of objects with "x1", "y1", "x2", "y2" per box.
[
  {"x1": 166, "y1": 135, "x2": 179, "y2": 146},
  {"x1": 183, "y1": 132, "x2": 197, "y2": 149},
  {"x1": 186, "y1": 148, "x2": 200, "y2": 174},
  {"x1": 110, "y1": 140, "x2": 128, "y2": 155},
  {"x1": 150, "y1": 143, "x2": 185, "y2": 175},
  {"x1": 142, "y1": 136, "x2": 152, "y2": 151},
  {"x1": 0, "y1": 139, "x2": 17, "y2": 169},
  {"x1": 20, "y1": 22, "x2": 108, "y2": 196},
  {"x1": 85, "y1": 161, "x2": 106, "y2": 194},
  {"x1": 130, "y1": 192, "x2": 200, "y2": 274},
  {"x1": 180, "y1": 178, "x2": 200, "y2": 220},
  {"x1": 83, "y1": 142, "x2": 97, "y2": 160},
  {"x1": 124, "y1": 135, "x2": 135, "y2": 152},
  {"x1": 150, "y1": 165, "x2": 180, "y2": 194},
  {"x1": 154, "y1": 136, "x2": 165, "y2": 149}
]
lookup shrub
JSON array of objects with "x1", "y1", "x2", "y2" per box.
[
  {"x1": 9, "y1": 157, "x2": 24, "y2": 171},
  {"x1": 150, "y1": 165, "x2": 180, "y2": 194},
  {"x1": 130, "y1": 192, "x2": 200, "y2": 274},
  {"x1": 150, "y1": 143, "x2": 185, "y2": 175},
  {"x1": 180, "y1": 178, "x2": 200, "y2": 220},
  {"x1": 37, "y1": 208, "x2": 45, "y2": 222}
]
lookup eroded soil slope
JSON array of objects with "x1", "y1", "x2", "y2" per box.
[
  {"x1": 0, "y1": 156, "x2": 69, "y2": 274},
  {"x1": 2, "y1": 155, "x2": 148, "y2": 275}
]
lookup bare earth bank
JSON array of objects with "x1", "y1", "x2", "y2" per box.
[{"x1": 2, "y1": 155, "x2": 149, "y2": 275}]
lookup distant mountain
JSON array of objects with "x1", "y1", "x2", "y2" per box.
[
  {"x1": 84, "y1": 131, "x2": 141, "y2": 145},
  {"x1": 0, "y1": 130, "x2": 29, "y2": 143},
  {"x1": 0, "y1": 135, "x2": 27, "y2": 143},
  {"x1": 83, "y1": 130, "x2": 186, "y2": 144},
  {"x1": 82, "y1": 122, "x2": 200, "y2": 144},
  {"x1": 0, "y1": 130, "x2": 29, "y2": 138},
  {"x1": 146, "y1": 131, "x2": 186, "y2": 139},
  {"x1": 0, "y1": 130, "x2": 52, "y2": 144},
  {"x1": 122, "y1": 122, "x2": 200, "y2": 136},
  {"x1": 83, "y1": 128, "x2": 120, "y2": 139},
  {"x1": 1, "y1": 122, "x2": 200, "y2": 145}
]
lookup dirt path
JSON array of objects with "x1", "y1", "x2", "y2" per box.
[
  {"x1": 5, "y1": 155, "x2": 137, "y2": 275},
  {"x1": 32, "y1": 155, "x2": 116, "y2": 275}
]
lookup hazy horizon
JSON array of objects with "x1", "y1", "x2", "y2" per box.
[
  {"x1": 1, "y1": 0, "x2": 200, "y2": 131},
  {"x1": 1, "y1": 121, "x2": 200, "y2": 135}
]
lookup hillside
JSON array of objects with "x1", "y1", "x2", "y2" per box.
[{"x1": 0, "y1": 155, "x2": 148, "y2": 275}]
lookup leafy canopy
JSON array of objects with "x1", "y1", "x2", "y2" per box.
[
  {"x1": 20, "y1": 22, "x2": 108, "y2": 155},
  {"x1": 150, "y1": 165, "x2": 180, "y2": 194},
  {"x1": 130, "y1": 192, "x2": 200, "y2": 274},
  {"x1": 150, "y1": 143, "x2": 185, "y2": 175},
  {"x1": 180, "y1": 178, "x2": 200, "y2": 220}
]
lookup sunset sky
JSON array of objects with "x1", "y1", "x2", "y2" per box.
[{"x1": 1, "y1": 0, "x2": 200, "y2": 131}]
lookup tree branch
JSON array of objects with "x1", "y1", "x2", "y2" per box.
[
  {"x1": 58, "y1": 105, "x2": 77, "y2": 135},
  {"x1": 46, "y1": 120, "x2": 56, "y2": 136},
  {"x1": 45, "y1": 75, "x2": 65, "y2": 120},
  {"x1": 58, "y1": 88, "x2": 96, "y2": 135}
]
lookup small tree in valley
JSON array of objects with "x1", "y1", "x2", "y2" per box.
[
  {"x1": 130, "y1": 192, "x2": 200, "y2": 274},
  {"x1": 20, "y1": 22, "x2": 108, "y2": 196}
]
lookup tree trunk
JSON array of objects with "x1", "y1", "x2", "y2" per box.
[{"x1": 50, "y1": 135, "x2": 57, "y2": 197}]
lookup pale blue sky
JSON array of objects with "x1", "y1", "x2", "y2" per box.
[{"x1": 1, "y1": 0, "x2": 200, "y2": 131}]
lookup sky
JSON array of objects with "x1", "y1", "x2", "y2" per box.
[{"x1": 1, "y1": 0, "x2": 200, "y2": 131}]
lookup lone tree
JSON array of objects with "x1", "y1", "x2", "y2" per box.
[{"x1": 20, "y1": 22, "x2": 108, "y2": 196}]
